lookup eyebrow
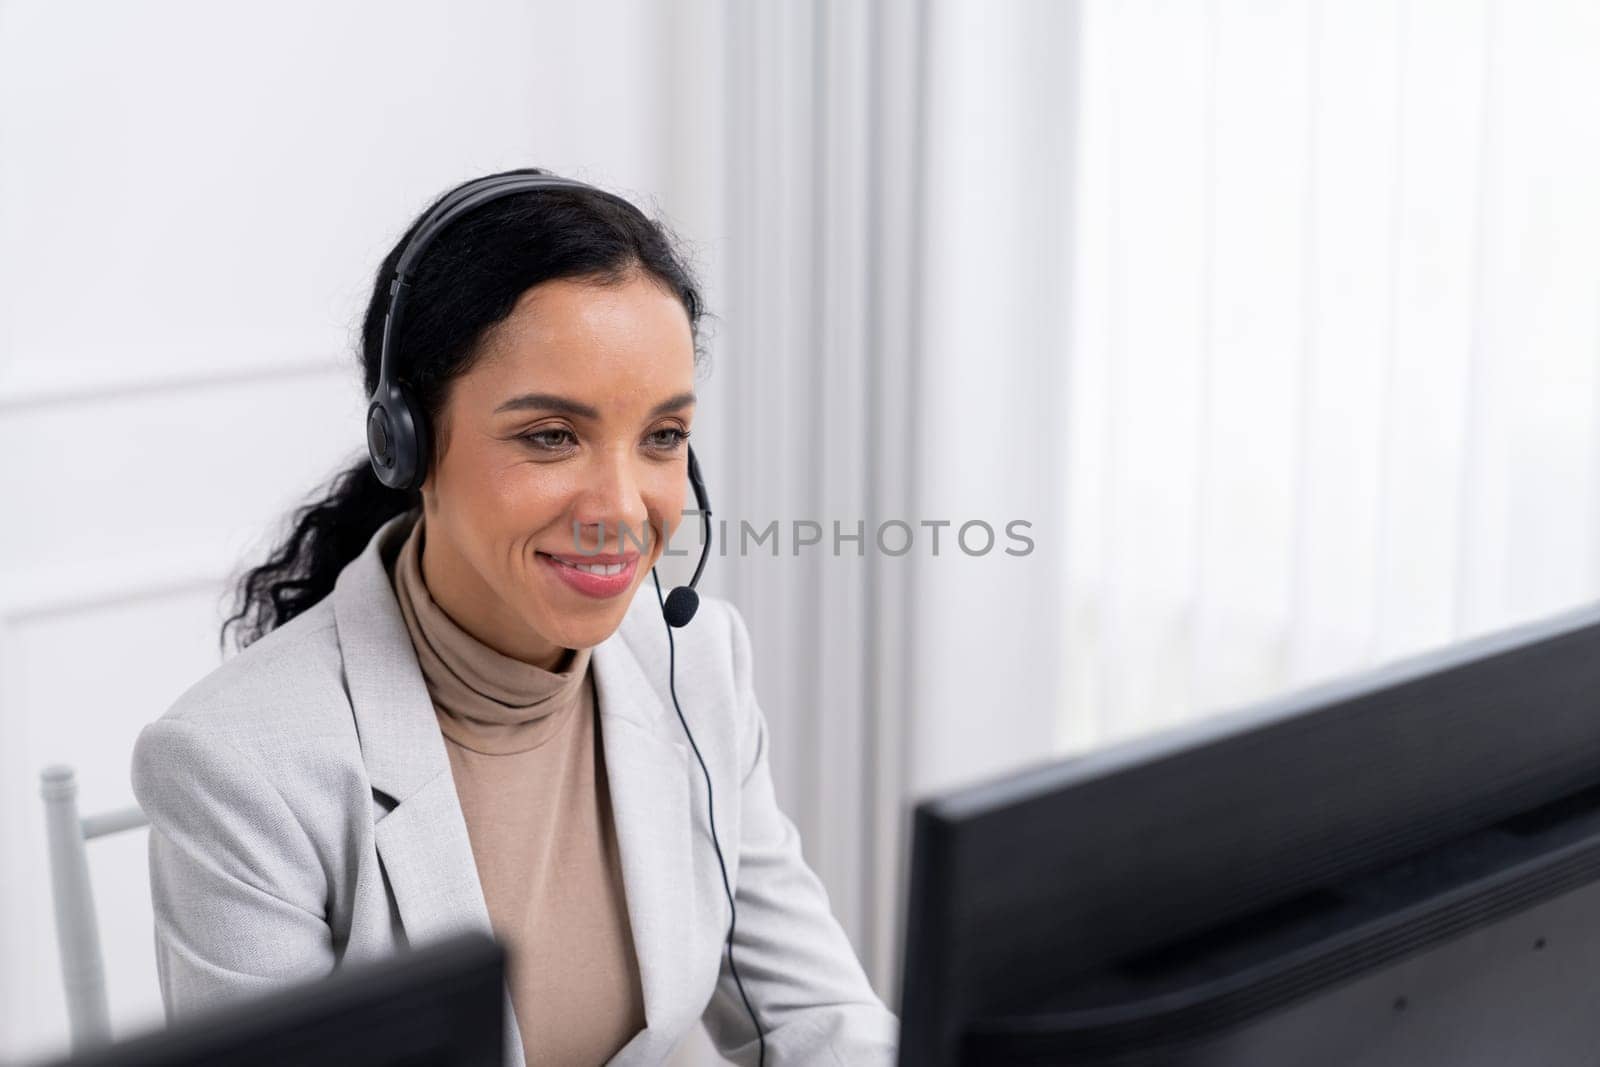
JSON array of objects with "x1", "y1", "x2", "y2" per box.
[{"x1": 493, "y1": 390, "x2": 697, "y2": 419}]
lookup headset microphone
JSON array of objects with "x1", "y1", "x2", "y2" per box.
[{"x1": 662, "y1": 443, "x2": 713, "y2": 628}]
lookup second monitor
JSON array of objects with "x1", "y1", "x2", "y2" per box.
[{"x1": 899, "y1": 601, "x2": 1600, "y2": 1066}]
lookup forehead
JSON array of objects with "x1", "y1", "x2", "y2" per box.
[{"x1": 470, "y1": 273, "x2": 695, "y2": 394}]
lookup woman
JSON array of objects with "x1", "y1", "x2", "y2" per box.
[{"x1": 130, "y1": 168, "x2": 898, "y2": 1067}]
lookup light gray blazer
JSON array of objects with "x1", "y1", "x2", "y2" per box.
[{"x1": 130, "y1": 511, "x2": 898, "y2": 1067}]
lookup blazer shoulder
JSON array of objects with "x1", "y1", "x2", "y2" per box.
[
  {"x1": 614, "y1": 583, "x2": 748, "y2": 684},
  {"x1": 609, "y1": 588, "x2": 762, "y2": 779},
  {"x1": 147, "y1": 596, "x2": 357, "y2": 762}
]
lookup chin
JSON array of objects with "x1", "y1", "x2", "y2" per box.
[{"x1": 542, "y1": 608, "x2": 627, "y2": 651}]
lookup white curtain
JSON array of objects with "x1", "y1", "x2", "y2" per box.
[
  {"x1": 679, "y1": 0, "x2": 941, "y2": 1004},
  {"x1": 676, "y1": 0, "x2": 1075, "y2": 1016},
  {"x1": 1063, "y1": 0, "x2": 1600, "y2": 751},
  {"x1": 683, "y1": 0, "x2": 1600, "y2": 1040}
]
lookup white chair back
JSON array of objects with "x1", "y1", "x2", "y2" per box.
[{"x1": 39, "y1": 764, "x2": 149, "y2": 1051}]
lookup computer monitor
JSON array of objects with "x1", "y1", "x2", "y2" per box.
[
  {"x1": 44, "y1": 931, "x2": 505, "y2": 1067},
  {"x1": 898, "y1": 600, "x2": 1600, "y2": 1066}
]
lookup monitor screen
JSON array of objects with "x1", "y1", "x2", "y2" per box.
[
  {"x1": 44, "y1": 931, "x2": 505, "y2": 1067},
  {"x1": 899, "y1": 601, "x2": 1600, "y2": 1066}
]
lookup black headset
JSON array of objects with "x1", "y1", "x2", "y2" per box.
[
  {"x1": 365, "y1": 168, "x2": 714, "y2": 627},
  {"x1": 365, "y1": 170, "x2": 764, "y2": 1064}
]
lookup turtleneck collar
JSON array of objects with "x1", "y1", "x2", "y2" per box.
[{"x1": 389, "y1": 510, "x2": 593, "y2": 756}]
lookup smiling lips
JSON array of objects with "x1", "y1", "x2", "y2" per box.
[{"x1": 537, "y1": 550, "x2": 641, "y2": 598}]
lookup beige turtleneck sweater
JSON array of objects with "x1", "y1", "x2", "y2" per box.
[{"x1": 388, "y1": 512, "x2": 647, "y2": 1065}]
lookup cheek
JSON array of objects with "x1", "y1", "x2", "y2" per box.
[
  {"x1": 646, "y1": 479, "x2": 692, "y2": 553},
  {"x1": 483, "y1": 463, "x2": 579, "y2": 528}
]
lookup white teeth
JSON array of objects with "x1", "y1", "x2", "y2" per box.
[{"x1": 553, "y1": 557, "x2": 625, "y2": 576}]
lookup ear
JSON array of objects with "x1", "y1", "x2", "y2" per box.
[{"x1": 419, "y1": 410, "x2": 445, "y2": 506}]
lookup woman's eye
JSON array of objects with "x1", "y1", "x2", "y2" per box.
[
  {"x1": 518, "y1": 428, "x2": 576, "y2": 451},
  {"x1": 648, "y1": 428, "x2": 689, "y2": 451}
]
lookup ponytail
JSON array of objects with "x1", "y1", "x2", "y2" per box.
[{"x1": 220, "y1": 456, "x2": 416, "y2": 654}]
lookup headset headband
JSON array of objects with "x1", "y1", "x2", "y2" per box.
[
  {"x1": 377, "y1": 171, "x2": 600, "y2": 407},
  {"x1": 366, "y1": 171, "x2": 602, "y2": 491}
]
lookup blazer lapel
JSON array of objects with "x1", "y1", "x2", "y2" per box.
[
  {"x1": 333, "y1": 512, "x2": 701, "y2": 1066},
  {"x1": 332, "y1": 512, "x2": 524, "y2": 1067},
  {"x1": 591, "y1": 633, "x2": 698, "y2": 1065}
]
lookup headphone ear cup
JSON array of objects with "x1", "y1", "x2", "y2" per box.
[
  {"x1": 366, "y1": 401, "x2": 396, "y2": 484},
  {"x1": 395, "y1": 380, "x2": 431, "y2": 490},
  {"x1": 366, "y1": 381, "x2": 429, "y2": 491}
]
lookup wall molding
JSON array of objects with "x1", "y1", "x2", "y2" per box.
[
  {"x1": 1, "y1": 554, "x2": 233, "y2": 624},
  {"x1": 0, "y1": 353, "x2": 351, "y2": 413}
]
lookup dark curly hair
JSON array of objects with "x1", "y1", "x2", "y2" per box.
[{"x1": 219, "y1": 167, "x2": 708, "y2": 654}]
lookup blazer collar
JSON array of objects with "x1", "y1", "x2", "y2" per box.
[{"x1": 331, "y1": 510, "x2": 697, "y2": 1066}]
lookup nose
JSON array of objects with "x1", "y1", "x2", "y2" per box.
[{"x1": 569, "y1": 449, "x2": 653, "y2": 556}]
